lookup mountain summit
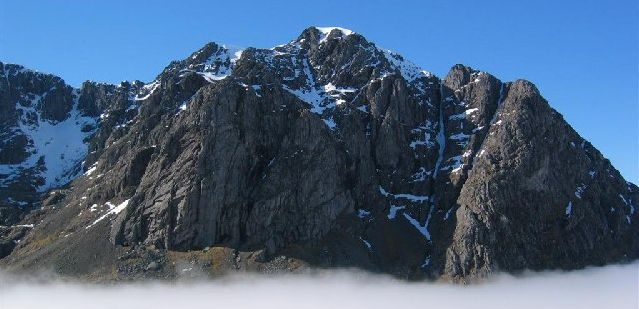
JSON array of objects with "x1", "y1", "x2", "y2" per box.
[{"x1": 0, "y1": 27, "x2": 636, "y2": 281}]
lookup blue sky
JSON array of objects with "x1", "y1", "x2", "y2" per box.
[{"x1": 1, "y1": 0, "x2": 637, "y2": 182}]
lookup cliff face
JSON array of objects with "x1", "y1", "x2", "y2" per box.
[{"x1": 1, "y1": 27, "x2": 636, "y2": 281}]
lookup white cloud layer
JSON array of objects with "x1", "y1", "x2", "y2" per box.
[{"x1": 0, "y1": 262, "x2": 637, "y2": 309}]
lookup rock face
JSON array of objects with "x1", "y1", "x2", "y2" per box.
[{"x1": 0, "y1": 27, "x2": 637, "y2": 281}]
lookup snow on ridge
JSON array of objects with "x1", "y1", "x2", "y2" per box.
[
  {"x1": 270, "y1": 28, "x2": 436, "y2": 129},
  {"x1": 315, "y1": 26, "x2": 354, "y2": 36},
  {"x1": 379, "y1": 47, "x2": 433, "y2": 83},
  {"x1": 135, "y1": 44, "x2": 245, "y2": 104},
  {"x1": 314, "y1": 28, "x2": 434, "y2": 86},
  {"x1": 180, "y1": 44, "x2": 245, "y2": 83},
  {"x1": 302, "y1": 28, "x2": 434, "y2": 86},
  {"x1": 135, "y1": 80, "x2": 160, "y2": 101},
  {"x1": 199, "y1": 45, "x2": 244, "y2": 82},
  {"x1": 315, "y1": 27, "x2": 355, "y2": 43}
]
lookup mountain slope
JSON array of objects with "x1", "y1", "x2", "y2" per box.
[{"x1": 1, "y1": 27, "x2": 636, "y2": 281}]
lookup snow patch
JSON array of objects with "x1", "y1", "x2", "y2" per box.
[
  {"x1": 449, "y1": 132, "x2": 470, "y2": 141},
  {"x1": 323, "y1": 117, "x2": 337, "y2": 130},
  {"x1": 357, "y1": 209, "x2": 371, "y2": 219},
  {"x1": 449, "y1": 108, "x2": 479, "y2": 120},
  {"x1": 84, "y1": 162, "x2": 98, "y2": 176},
  {"x1": 574, "y1": 185, "x2": 586, "y2": 199},
  {"x1": 11, "y1": 224, "x2": 34, "y2": 228},
  {"x1": 86, "y1": 199, "x2": 130, "y2": 229},
  {"x1": 323, "y1": 83, "x2": 356, "y2": 105},
  {"x1": 2, "y1": 93, "x2": 98, "y2": 191},
  {"x1": 565, "y1": 201, "x2": 573, "y2": 217},
  {"x1": 410, "y1": 167, "x2": 431, "y2": 182},
  {"x1": 440, "y1": 155, "x2": 463, "y2": 173}
]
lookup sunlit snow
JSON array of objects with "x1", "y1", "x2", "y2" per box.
[{"x1": 0, "y1": 92, "x2": 97, "y2": 191}]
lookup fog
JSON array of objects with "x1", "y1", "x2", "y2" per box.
[{"x1": 1, "y1": 263, "x2": 637, "y2": 309}]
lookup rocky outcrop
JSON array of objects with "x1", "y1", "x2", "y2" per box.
[
  {"x1": 0, "y1": 27, "x2": 636, "y2": 281},
  {"x1": 445, "y1": 80, "x2": 639, "y2": 280}
]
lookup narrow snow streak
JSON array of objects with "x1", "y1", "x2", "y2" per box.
[
  {"x1": 432, "y1": 83, "x2": 446, "y2": 178},
  {"x1": 387, "y1": 205, "x2": 406, "y2": 219},
  {"x1": 402, "y1": 204, "x2": 434, "y2": 241},
  {"x1": 359, "y1": 237, "x2": 373, "y2": 251},
  {"x1": 565, "y1": 201, "x2": 573, "y2": 217},
  {"x1": 379, "y1": 186, "x2": 429, "y2": 203}
]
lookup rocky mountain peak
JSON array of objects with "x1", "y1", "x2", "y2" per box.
[
  {"x1": 444, "y1": 64, "x2": 479, "y2": 89},
  {"x1": 0, "y1": 27, "x2": 636, "y2": 282}
]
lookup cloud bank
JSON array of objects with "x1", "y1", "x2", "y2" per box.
[{"x1": 0, "y1": 263, "x2": 637, "y2": 309}]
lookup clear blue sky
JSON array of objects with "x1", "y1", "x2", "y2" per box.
[{"x1": 1, "y1": 0, "x2": 637, "y2": 183}]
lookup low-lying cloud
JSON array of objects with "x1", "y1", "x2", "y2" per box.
[{"x1": 1, "y1": 263, "x2": 637, "y2": 309}]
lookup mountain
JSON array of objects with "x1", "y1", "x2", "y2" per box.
[{"x1": 0, "y1": 27, "x2": 637, "y2": 282}]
